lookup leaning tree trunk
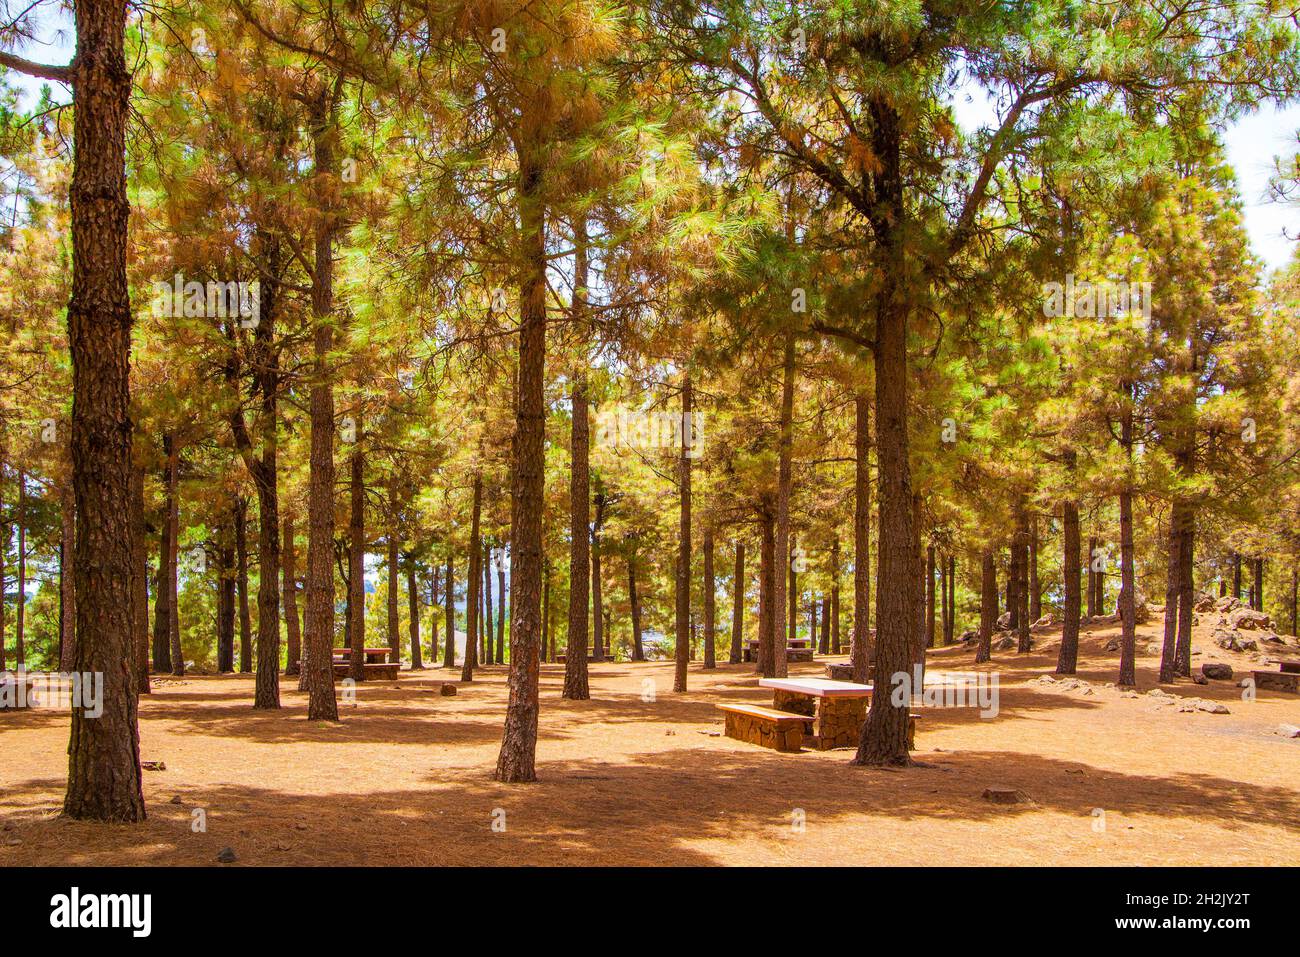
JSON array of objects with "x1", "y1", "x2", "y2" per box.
[
  {"x1": 729, "y1": 540, "x2": 744, "y2": 664},
  {"x1": 62, "y1": 0, "x2": 145, "y2": 822},
  {"x1": 495, "y1": 130, "x2": 547, "y2": 783},
  {"x1": 701, "y1": 526, "x2": 716, "y2": 668},
  {"x1": 564, "y1": 373, "x2": 590, "y2": 699},
  {"x1": 851, "y1": 393, "x2": 872, "y2": 683},
  {"x1": 302, "y1": 89, "x2": 340, "y2": 722},
  {"x1": 673, "y1": 374, "x2": 693, "y2": 692}
]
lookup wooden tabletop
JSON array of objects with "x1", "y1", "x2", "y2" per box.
[{"x1": 760, "y1": 677, "x2": 873, "y2": 697}]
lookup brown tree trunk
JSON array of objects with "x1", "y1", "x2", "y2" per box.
[
  {"x1": 151, "y1": 509, "x2": 171, "y2": 673},
  {"x1": 673, "y1": 375, "x2": 693, "y2": 692},
  {"x1": 1058, "y1": 494, "x2": 1082, "y2": 675},
  {"x1": 938, "y1": 551, "x2": 949, "y2": 649},
  {"x1": 773, "y1": 334, "x2": 794, "y2": 680},
  {"x1": 496, "y1": 547, "x2": 506, "y2": 664},
  {"x1": 1015, "y1": 502, "x2": 1030, "y2": 653},
  {"x1": 1029, "y1": 514, "x2": 1041, "y2": 623},
  {"x1": 15, "y1": 470, "x2": 26, "y2": 670},
  {"x1": 443, "y1": 555, "x2": 455, "y2": 668},
  {"x1": 925, "y1": 543, "x2": 936, "y2": 649},
  {"x1": 591, "y1": 521, "x2": 604, "y2": 660},
  {"x1": 946, "y1": 556, "x2": 956, "y2": 643},
  {"x1": 757, "y1": 508, "x2": 776, "y2": 678},
  {"x1": 1175, "y1": 515, "x2": 1194, "y2": 677},
  {"x1": 1117, "y1": 384, "x2": 1137, "y2": 688},
  {"x1": 216, "y1": 526, "x2": 235, "y2": 674},
  {"x1": 628, "y1": 550, "x2": 644, "y2": 662},
  {"x1": 1087, "y1": 535, "x2": 1099, "y2": 618},
  {"x1": 59, "y1": 479, "x2": 77, "y2": 671},
  {"x1": 235, "y1": 496, "x2": 252, "y2": 674},
  {"x1": 347, "y1": 430, "x2": 366, "y2": 682},
  {"x1": 408, "y1": 557, "x2": 423, "y2": 670},
  {"x1": 302, "y1": 89, "x2": 340, "y2": 722},
  {"x1": 703, "y1": 525, "x2": 716, "y2": 668},
  {"x1": 542, "y1": 563, "x2": 552, "y2": 663},
  {"x1": 830, "y1": 537, "x2": 841, "y2": 654},
  {"x1": 130, "y1": 460, "x2": 150, "y2": 694},
  {"x1": 1159, "y1": 506, "x2": 1183, "y2": 683},
  {"x1": 975, "y1": 551, "x2": 995, "y2": 664},
  {"x1": 787, "y1": 533, "x2": 798, "y2": 654},
  {"x1": 482, "y1": 541, "x2": 493, "y2": 664},
  {"x1": 851, "y1": 393, "x2": 871, "y2": 683},
  {"x1": 388, "y1": 527, "x2": 401, "y2": 666},
  {"x1": 462, "y1": 472, "x2": 482, "y2": 683},
  {"x1": 283, "y1": 518, "x2": 301, "y2": 677},
  {"x1": 1253, "y1": 557, "x2": 1264, "y2": 612},
  {"x1": 494, "y1": 129, "x2": 547, "y2": 782},
  {"x1": 1232, "y1": 552, "x2": 1242, "y2": 600},
  {"x1": 564, "y1": 375, "x2": 590, "y2": 697},
  {"x1": 819, "y1": 596, "x2": 830, "y2": 654},
  {"x1": 166, "y1": 442, "x2": 181, "y2": 676},
  {"x1": 62, "y1": 0, "x2": 145, "y2": 821}
]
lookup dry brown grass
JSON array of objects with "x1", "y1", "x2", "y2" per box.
[{"x1": 2, "y1": 614, "x2": 1297, "y2": 866}]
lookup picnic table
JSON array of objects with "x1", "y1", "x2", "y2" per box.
[
  {"x1": 742, "y1": 638, "x2": 814, "y2": 663},
  {"x1": 758, "y1": 677, "x2": 873, "y2": 750},
  {"x1": 332, "y1": 646, "x2": 393, "y2": 665}
]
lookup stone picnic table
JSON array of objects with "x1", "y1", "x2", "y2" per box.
[{"x1": 758, "y1": 676, "x2": 873, "y2": 750}]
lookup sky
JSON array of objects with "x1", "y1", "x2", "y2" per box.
[{"x1": 4, "y1": 16, "x2": 1297, "y2": 273}]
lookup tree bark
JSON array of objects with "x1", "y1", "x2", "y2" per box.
[
  {"x1": 830, "y1": 537, "x2": 841, "y2": 654},
  {"x1": 216, "y1": 523, "x2": 235, "y2": 674},
  {"x1": 235, "y1": 495, "x2": 252, "y2": 674},
  {"x1": 283, "y1": 518, "x2": 301, "y2": 677},
  {"x1": 564, "y1": 375, "x2": 590, "y2": 697},
  {"x1": 347, "y1": 428, "x2": 366, "y2": 682},
  {"x1": 408, "y1": 556, "x2": 423, "y2": 669},
  {"x1": 673, "y1": 375, "x2": 693, "y2": 692},
  {"x1": 1029, "y1": 514, "x2": 1041, "y2": 623},
  {"x1": 773, "y1": 334, "x2": 794, "y2": 680},
  {"x1": 976, "y1": 551, "x2": 995, "y2": 664},
  {"x1": 462, "y1": 472, "x2": 482, "y2": 683},
  {"x1": 703, "y1": 525, "x2": 716, "y2": 668},
  {"x1": 925, "y1": 543, "x2": 936, "y2": 649},
  {"x1": 388, "y1": 527, "x2": 401, "y2": 666},
  {"x1": 1117, "y1": 383, "x2": 1137, "y2": 689},
  {"x1": 166, "y1": 440, "x2": 181, "y2": 676},
  {"x1": 443, "y1": 554, "x2": 455, "y2": 668},
  {"x1": 1159, "y1": 506, "x2": 1183, "y2": 683},
  {"x1": 1175, "y1": 515, "x2": 1194, "y2": 677},
  {"x1": 131, "y1": 460, "x2": 150, "y2": 694},
  {"x1": 496, "y1": 546, "x2": 506, "y2": 664},
  {"x1": 482, "y1": 541, "x2": 494, "y2": 664},
  {"x1": 1057, "y1": 492, "x2": 1082, "y2": 675},
  {"x1": 59, "y1": 479, "x2": 76, "y2": 671},
  {"x1": 628, "y1": 549, "x2": 644, "y2": 662},
  {"x1": 15, "y1": 470, "x2": 26, "y2": 670},
  {"x1": 62, "y1": 0, "x2": 145, "y2": 821},
  {"x1": 1087, "y1": 535, "x2": 1099, "y2": 618},
  {"x1": 1015, "y1": 501, "x2": 1030, "y2": 653},
  {"x1": 757, "y1": 508, "x2": 776, "y2": 677},
  {"x1": 851, "y1": 393, "x2": 871, "y2": 683}
]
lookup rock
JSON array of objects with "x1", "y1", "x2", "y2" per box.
[
  {"x1": 982, "y1": 787, "x2": 1033, "y2": 805},
  {"x1": 1201, "y1": 663, "x2": 1233, "y2": 681},
  {"x1": 439, "y1": 684, "x2": 457, "y2": 696},
  {"x1": 1192, "y1": 674, "x2": 1208, "y2": 685},
  {"x1": 1194, "y1": 593, "x2": 1217, "y2": 613},
  {"x1": 217, "y1": 847, "x2": 237, "y2": 863},
  {"x1": 1032, "y1": 614, "x2": 1059, "y2": 628},
  {"x1": 994, "y1": 636, "x2": 1015, "y2": 651},
  {"x1": 996, "y1": 612, "x2": 1012, "y2": 630},
  {"x1": 1275, "y1": 724, "x2": 1300, "y2": 738},
  {"x1": 141, "y1": 761, "x2": 166, "y2": 772},
  {"x1": 1144, "y1": 643, "x2": 1162, "y2": 656},
  {"x1": 1216, "y1": 596, "x2": 1242, "y2": 612},
  {"x1": 959, "y1": 629, "x2": 978, "y2": 643},
  {"x1": 1228, "y1": 607, "x2": 1272, "y2": 631},
  {"x1": 169, "y1": 795, "x2": 184, "y2": 805},
  {"x1": 1196, "y1": 700, "x2": 1230, "y2": 715},
  {"x1": 825, "y1": 663, "x2": 854, "y2": 680},
  {"x1": 1104, "y1": 638, "x2": 1120, "y2": 652},
  {"x1": 1030, "y1": 675, "x2": 1057, "y2": 686}
]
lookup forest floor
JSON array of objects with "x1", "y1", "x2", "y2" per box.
[{"x1": 2, "y1": 613, "x2": 1298, "y2": 866}]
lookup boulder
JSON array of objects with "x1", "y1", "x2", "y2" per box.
[
  {"x1": 982, "y1": 787, "x2": 1033, "y2": 805},
  {"x1": 996, "y1": 612, "x2": 1012, "y2": 630},
  {"x1": 1228, "y1": 607, "x2": 1272, "y2": 631},
  {"x1": 1103, "y1": 638, "x2": 1120, "y2": 653},
  {"x1": 1201, "y1": 663, "x2": 1233, "y2": 681},
  {"x1": 1032, "y1": 614, "x2": 1059, "y2": 628},
  {"x1": 994, "y1": 636, "x2": 1016, "y2": 651},
  {"x1": 1194, "y1": 593, "x2": 1217, "y2": 613},
  {"x1": 1216, "y1": 596, "x2": 1242, "y2": 613},
  {"x1": 959, "y1": 628, "x2": 979, "y2": 644},
  {"x1": 1276, "y1": 724, "x2": 1300, "y2": 739},
  {"x1": 217, "y1": 847, "x2": 238, "y2": 864},
  {"x1": 439, "y1": 683, "x2": 457, "y2": 696}
]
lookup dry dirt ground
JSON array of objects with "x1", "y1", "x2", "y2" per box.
[{"x1": 2, "y1": 614, "x2": 1297, "y2": 866}]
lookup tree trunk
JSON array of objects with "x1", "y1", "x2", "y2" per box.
[
  {"x1": 15, "y1": 470, "x2": 26, "y2": 670},
  {"x1": 388, "y1": 529, "x2": 401, "y2": 666},
  {"x1": 302, "y1": 89, "x2": 340, "y2": 722},
  {"x1": 542, "y1": 563, "x2": 552, "y2": 663},
  {"x1": 494, "y1": 128, "x2": 547, "y2": 783},
  {"x1": 673, "y1": 375, "x2": 692, "y2": 693},
  {"x1": 564, "y1": 375, "x2": 590, "y2": 697},
  {"x1": 1232, "y1": 552, "x2": 1242, "y2": 600},
  {"x1": 830, "y1": 538, "x2": 841, "y2": 654},
  {"x1": 787, "y1": 533, "x2": 798, "y2": 655},
  {"x1": 773, "y1": 334, "x2": 795, "y2": 680},
  {"x1": 851, "y1": 393, "x2": 871, "y2": 683},
  {"x1": 1029, "y1": 514, "x2": 1041, "y2": 623},
  {"x1": 1175, "y1": 515, "x2": 1194, "y2": 677},
  {"x1": 1015, "y1": 502, "x2": 1030, "y2": 653},
  {"x1": 443, "y1": 554, "x2": 455, "y2": 668},
  {"x1": 1117, "y1": 383, "x2": 1137, "y2": 688},
  {"x1": 1087, "y1": 535, "x2": 1099, "y2": 617},
  {"x1": 628, "y1": 550, "x2": 644, "y2": 662},
  {"x1": 496, "y1": 547, "x2": 506, "y2": 663},
  {"x1": 1159, "y1": 506, "x2": 1183, "y2": 683},
  {"x1": 217, "y1": 527, "x2": 236, "y2": 674},
  {"x1": 59, "y1": 479, "x2": 77, "y2": 671},
  {"x1": 151, "y1": 512, "x2": 171, "y2": 673},
  {"x1": 347, "y1": 430, "x2": 366, "y2": 682},
  {"x1": 62, "y1": 0, "x2": 145, "y2": 822},
  {"x1": 283, "y1": 518, "x2": 301, "y2": 677},
  {"x1": 925, "y1": 543, "x2": 936, "y2": 649},
  {"x1": 166, "y1": 441, "x2": 181, "y2": 676},
  {"x1": 976, "y1": 551, "x2": 995, "y2": 664},
  {"x1": 591, "y1": 523, "x2": 604, "y2": 660},
  {"x1": 946, "y1": 556, "x2": 956, "y2": 643},
  {"x1": 235, "y1": 496, "x2": 252, "y2": 674},
  {"x1": 1057, "y1": 493, "x2": 1082, "y2": 675},
  {"x1": 757, "y1": 508, "x2": 776, "y2": 678},
  {"x1": 408, "y1": 557, "x2": 423, "y2": 670},
  {"x1": 1253, "y1": 557, "x2": 1264, "y2": 612},
  {"x1": 703, "y1": 526, "x2": 716, "y2": 668},
  {"x1": 130, "y1": 461, "x2": 149, "y2": 694},
  {"x1": 462, "y1": 472, "x2": 482, "y2": 683},
  {"x1": 482, "y1": 541, "x2": 494, "y2": 664},
  {"x1": 819, "y1": 596, "x2": 830, "y2": 654}
]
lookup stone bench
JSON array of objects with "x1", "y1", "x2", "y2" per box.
[
  {"x1": 717, "y1": 702, "x2": 812, "y2": 752},
  {"x1": 333, "y1": 662, "x2": 401, "y2": 681},
  {"x1": 1253, "y1": 670, "x2": 1300, "y2": 694}
]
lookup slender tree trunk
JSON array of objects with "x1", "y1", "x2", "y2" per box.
[
  {"x1": 673, "y1": 375, "x2": 693, "y2": 692},
  {"x1": 757, "y1": 509, "x2": 776, "y2": 677},
  {"x1": 946, "y1": 556, "x2": 956, "y2": 643},
  {"x1": 628, "y1": 550, "x2": 644, "y2": 662},
  {"x1": 1029, "y1": 514, "x2": 1041, "y2": 623},
  {"x1": 976, "y1": 551, "x2": 995, "y2": 664},
  {"x1": 1159, "y1": 507, "x2": 1183, "y2": 683},
  {"x1": 564, "y1": 375, "x2": 590, "y2": 697},
  {"x1": 1175, "y1": 516, "x2": 1194, "y2": 677},
  {"x1": 1232, "y1": 552, "x2": 1242, "y2": 601},
  {"x1": 167, "y1": 442, "x2": 181, "y2": 676},
  {"x1": 15, "y1": 470, "x2": 25, "y2": 670},
  {"x1": 494, "y1": 128, "x2": 547, "y2": 783},
  {"x1": 1117, "y1": 384, "x2": 1137, "y2": 688},
  {"x1": 774, "y1": 334, "x2": 795, "y2": 679},
  {"x1": 1058, "y1": 493, "x2": 1082, "y2": 675},
  {"x1": 703, "y1": 526, "x2": 716, "y2": 668},
  {"x1": 302, "y1": 90, "x2": 340, "y2": 722},
  {"x1": 1253, "y1": 557, "x2": 1264, "y2": 612},
  {"x1": 283, "y1": 518, "x2": 301, "y2": 677},
  {"x1": 346, "y1": 429, "x2": 366, "y2": 682},
  {"x1": 62, "y1": 0, "x2": 145, "y2": 822},
  {"x1": 542, "y1": 564, "x2": 552, "y2": 663},
  {"x1": 388, "y1": 529, "x2": 401, "y2": 666},
  {"x1": 787, "y1": 533, "x2": 798, "y2": 654},
  {"x1": 938, "y1": 552, "x2": 949, "y2": 649},
  {"x1": 830, "y1": 537, "x2": 841, "y2": 654},
  {"x1": 217, "y1": 529, "x2": 235, "y2": 674},
  {"x1": 818, "y1": 596, "x2": 830, "y2": 654},
  {"x1": 1087, "y1": 535, "x2": 1098, "y2": 618},
  {"x1": 131, "y1": 461, "x2": 149, "y2": 694},
  {"x1": 443, "y1": 555, "x2": 455, "y2": 668},
  {"x1": 151, "y1": 514, "x2": 171, "y2": 673},
  {"x1": 462, "y1": 473, "x2": 482, "y2": 683},
  {"x1": 429, "y1": 567, "x2": 440, "y2": 665},
  {"x1": 591, "y1": 526, "x2": 604, "y2": 660},
  {"x1": 235, "y1": 496, "x2": 252, "y2": 674},
  {"x1": 496, "y1": 548, "x2": 506, "y2": 664},
  {"x1": 408, "y1": 558, "x2": 423, "y2": 670},
  {"x1": 482, "y1": 541, "x2": 494, "y2": 664},
  {"x1": 851, "y1": 393, "x2": 871, "y2": 683},
  {"x1": 925, "y1": 543, "x2": 936, "y2": 649},
  {"x1": 0, "y1": 466, "x2": 5, "y2": 673}
]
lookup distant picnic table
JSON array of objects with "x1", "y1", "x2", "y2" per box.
[{"x1": 332, "y1": 646, "x2": 400, "y2": 680}]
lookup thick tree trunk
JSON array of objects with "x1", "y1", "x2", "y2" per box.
[
  {"x1": 302, "y1": 90, "x2": 339, "y2": 722},
  {"x1": 235, "y1": 496, "x2": 252, "y2": 674},
  {"x1": 975, "y1": 551, "x2": 995, "y2": 664},
  {"x1": 462, "y1": 473, "x2": 482, "y2": 683},
  {"x1": 703, "y1": 526, "x2": 716, "y2": 668},
  {"x1": 1175, "y1": 516, "x2": 1194, "y2": 676},
  {"x1": 59, "y1": 480, "x2": 77, "y2": 671},
  {"x1": 851, "y1": 393, "x2": 871, "y2": 683},
  {"x1": 673, "y1": 375, "x2": 693, "y2": 692},
  {"x1": 1057, "y1": 496, "x2": 1082, "y2": 675},
  {"x1": 283, "y1": 518, "x2": 301, "y2": 677},
  {"x1": 62, "y1": 0, "x2": 145, "y2": 822},
  {"x1": 564, "y1": 375, "x2": 590, "y2": 698}
]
